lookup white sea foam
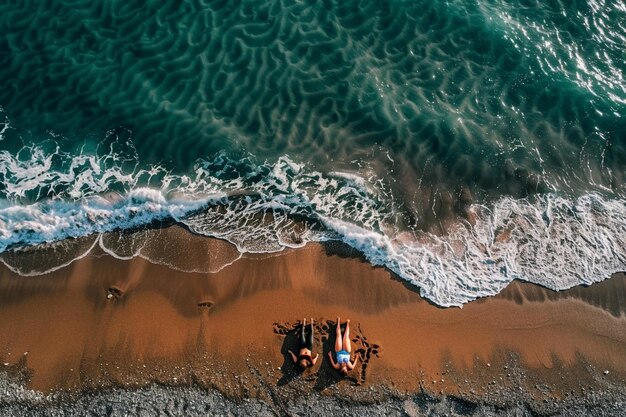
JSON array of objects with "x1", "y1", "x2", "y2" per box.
[
  {"x1": 0, "y1": 141, "x2": 625, "y2": 306},
  {"x1": 0, "y1": 138, "x2": 387, "y2": 254},
  {"x1": 0, "y1": 189, "x2": 206, "y2": 253},
  {"x1": 318, "y1": 193, "x2": 626, "y2": 306}
]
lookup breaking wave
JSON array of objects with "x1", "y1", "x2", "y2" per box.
[{"x1": 1, "y1": 139, "x2": 624, "y2": 307}]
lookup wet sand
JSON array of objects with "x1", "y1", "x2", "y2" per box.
[{"x1": 0, "y1": 226, "x2": 625, "y2": 410}]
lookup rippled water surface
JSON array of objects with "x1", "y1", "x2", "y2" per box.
[{"x1": 1, "y1": 0, "x2": 625, "y2": 306}]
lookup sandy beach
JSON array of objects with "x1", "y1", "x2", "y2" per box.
[
  {"x1": 2, "y1": 0, "x2": 626, "y2": 415},
  {"x1": 0, "y1": 226, "x2": 625, "y2": 415}
]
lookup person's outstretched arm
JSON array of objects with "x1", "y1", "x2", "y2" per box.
[
  {"x1": 312, "y1": 353, "x2": 319, "y2": 365},
  {"x1": 288, "y1": 350, "x2": 298, "y2": 363},
  {"x1": 327, "y1": 351, "x2": 340, "y2": 369}
]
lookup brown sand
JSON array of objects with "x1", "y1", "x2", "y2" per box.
[{"x1": 0, "y1": 226, "x2": 625, "y2": 400}]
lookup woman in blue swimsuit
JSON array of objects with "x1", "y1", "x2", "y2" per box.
[{"x1": 328, "y1": 317, "x2": 359, "y2": 374}]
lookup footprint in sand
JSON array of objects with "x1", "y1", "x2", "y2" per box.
[
  {"x1": 272, "y1": 322, "x2": 290, "y2": 335},
  {"x1": 106, "y1": 286, "x2": 123, "y2": 300},
  {"x1": 370, "y1": 344, "x2": 382, "y2": 357},
  {"x1": 197, "y1": 301, "x2": 214, "y2": 312}
]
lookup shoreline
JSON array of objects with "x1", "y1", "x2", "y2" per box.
[{"x1": 1, "y1": 227, "x2": 625, "y2": 415}]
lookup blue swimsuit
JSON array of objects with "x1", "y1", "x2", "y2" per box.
[{"x1": 336, "y1": 350, "x2": 351, "y2": 364}]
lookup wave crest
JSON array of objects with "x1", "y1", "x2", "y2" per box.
[{"x1": 0, "y1": 139, "x2": 624, "y2": 306}]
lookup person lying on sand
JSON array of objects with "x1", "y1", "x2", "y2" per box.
[
  {"x1": 328, "y1": 317, "x2": 359, "y2": 374},
  {"x1": 288, "y1": 318, "x2": 319, "y2": 369}
]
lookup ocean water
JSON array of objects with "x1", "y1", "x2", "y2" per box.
[{"x1": 1, "y1": 0, "x2": 625, "y2": 306}]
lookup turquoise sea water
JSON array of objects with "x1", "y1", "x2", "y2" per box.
[{"x1": 1, "y1": 0, "x2": 625, "y2": 306}]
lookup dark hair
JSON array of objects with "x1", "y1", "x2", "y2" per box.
[{"x1": 299, "y1": 359, "x2": 311, "y2": 368}]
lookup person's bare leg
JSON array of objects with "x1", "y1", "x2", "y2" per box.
[
  {"x1": 342, "y1": 319, "x2": 351, "y2": 353},
  {"x1": 335, "y1": 317, "x2": 343, "y2": 352}
]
